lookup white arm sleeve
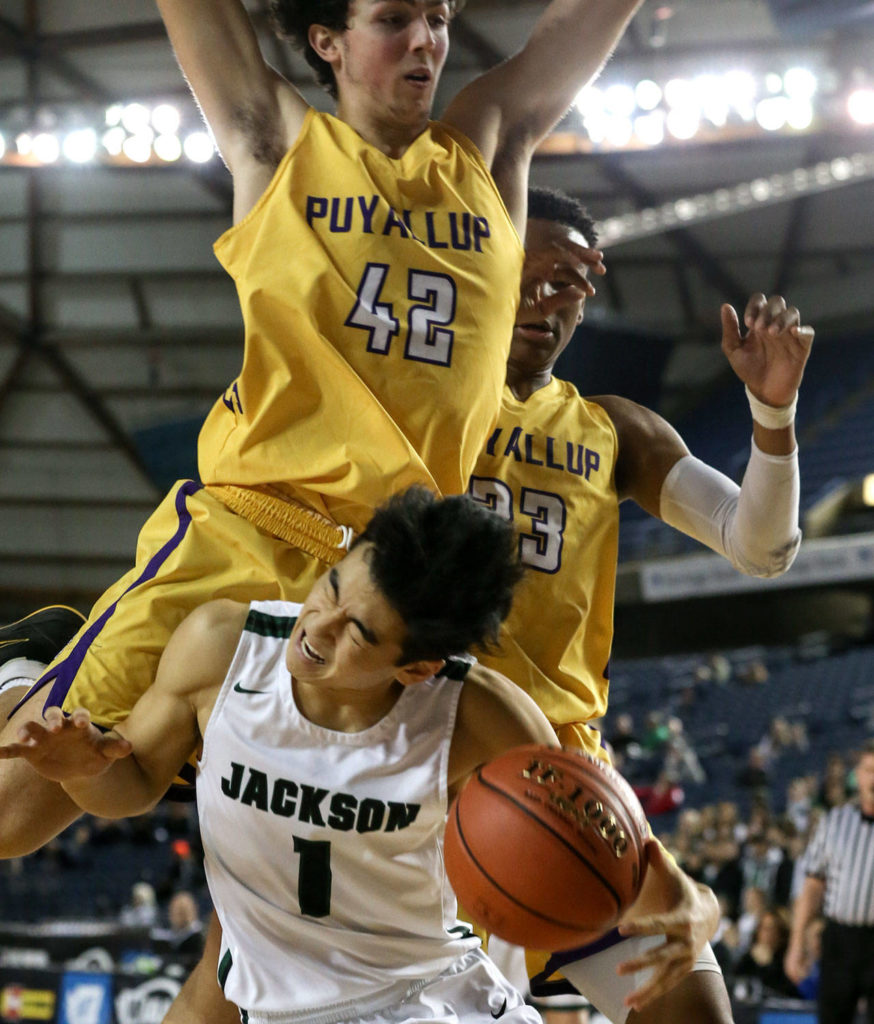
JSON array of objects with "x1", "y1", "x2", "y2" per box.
[{"x1": 658, "y1": 440, "x2": 801, "y2": 578}]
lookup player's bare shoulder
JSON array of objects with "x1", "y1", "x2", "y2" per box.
[
  {"x1": 589, "y1": 394, "x2": 683, "y2": 448},
  {"x1": 450, "y1": 663, "x2": 558, "y2": 794},
  {"x1": 588, "y1": 394, "x2": 688, "y2": 509},
  {"x1": 158, "y1": 599, "x2": 250, "y2": 701},
  {"x1": 457, "y1": 662, "x2": 544, "y2": 726}
]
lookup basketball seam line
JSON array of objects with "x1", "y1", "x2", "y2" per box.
[
  {"x1": 453, "y1": 799, "x2": 585, "y2": 930},
  {"x1": 453, "y1": 773, "x2": 621, "y2": 930},
  {"x1": 476, "y1": 772, "x2": 623, "y2": 912}
]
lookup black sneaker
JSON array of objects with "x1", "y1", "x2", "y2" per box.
[{"x1": 0, "y1": 605, "x2": 86, "y2": 667}]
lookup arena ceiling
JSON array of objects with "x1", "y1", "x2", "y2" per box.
[{"x1": 0, "y1": 0, "x2": 873, "y2": 608}]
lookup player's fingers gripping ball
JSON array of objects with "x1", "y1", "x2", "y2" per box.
[{"x1": 445, "y1": 745, "x2": 649, "y2": 951}]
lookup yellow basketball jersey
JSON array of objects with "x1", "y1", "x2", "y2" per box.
[
  {"x1": 200, "y1": 110, "x2": 524, "y2": 533},
  {"x1": 470, "y1": 379, "x2": 619, "y2": 734}
]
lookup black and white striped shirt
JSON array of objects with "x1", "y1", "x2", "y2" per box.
[{"x1": 802, "y1": 804, "x2": 874, "y2": 925}]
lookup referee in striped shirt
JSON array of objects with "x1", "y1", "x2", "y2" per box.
[{"x1": 785, "y1": 739, "x2": 874, "y2": 1023}]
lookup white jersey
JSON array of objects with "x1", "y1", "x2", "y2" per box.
[{"x1": 196, "y1": 600, "x2": 479, "y2": 1021}]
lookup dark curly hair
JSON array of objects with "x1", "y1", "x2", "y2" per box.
[
  {"x1": 528, "y1": 185, "x2": 599, "y2": 248},
  {"x1": 269, "y1": 1, "x2": 464, "y2": 99},
  {"x1": 356, "y1": 486, "x2": 523, "y2": 664}
]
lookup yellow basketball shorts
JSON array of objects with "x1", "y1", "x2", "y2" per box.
[{"x1": 22, "y1": 481, "x2": 325, "y2": 785}]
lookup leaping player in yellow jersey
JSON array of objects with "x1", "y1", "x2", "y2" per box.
[
  {"x1": 467, "y1": 186, "x2": 814, "y2": 1023},
  {"x1": 473, "y1": 187, "x2": 814, "y2": 761},
  {"x1": 0, "y1": 1, "x2": 643, "y2": 853}
]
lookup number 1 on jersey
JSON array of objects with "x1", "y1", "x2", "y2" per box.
[{"x1": 293, "y1": 836, "x2": 332, "y2": 917}]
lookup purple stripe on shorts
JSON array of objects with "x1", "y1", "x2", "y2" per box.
[{"x1": 12, "y1": 480, "x2": 203, "y2": 720}]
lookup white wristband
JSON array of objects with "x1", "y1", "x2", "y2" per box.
[{"x1": 745, "y1": 385, "x2": 796, "y2": 430}]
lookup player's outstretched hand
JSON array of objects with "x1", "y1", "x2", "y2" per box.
[
  {"x1": 615, "y1": 840, "x2": 720, "y2": 1012},
  {"x1": 0, "y1": 706, "x2": 132, "y2": 782},
  {"x1": 720, "y1": 293, "x2": 815, "y2": 410},
  {"x1": 521, "y1": 237, "x2": 606, "y2": 317}
]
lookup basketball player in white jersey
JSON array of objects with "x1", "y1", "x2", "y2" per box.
[
  {"x1": 2, "y1": 487, "x2": 724, "y2": 1024},
  {"x1": 0, "y1": 489, "x2": 556, "y2": 1023}
]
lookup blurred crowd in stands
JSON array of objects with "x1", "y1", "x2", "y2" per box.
[
  {"x1": 598, "y1": 645, "x2": 871, "y2": 1009},
  {"x1": 0, "y1": 797, "x2": 207, "y2": 967}
]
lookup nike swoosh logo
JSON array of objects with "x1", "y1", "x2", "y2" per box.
[
  {"x1": 491, "y1": 999, "x2": 507, "y2": 1019},
  {"x1": 233, "y1": 682, "x2": 266, "y2": 695}
]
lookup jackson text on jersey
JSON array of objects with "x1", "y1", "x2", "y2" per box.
[{"x1": 220, "y1": 761, "x2": 421, "y2": 834}]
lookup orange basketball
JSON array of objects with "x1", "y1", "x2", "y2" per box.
[{"x1": 445, "y1": 744, "x2": 649, "y2": 951}]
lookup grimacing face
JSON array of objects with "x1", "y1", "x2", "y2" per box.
[
  {"x1": 287, "y1": 543, "x2": 411, "y2": 692},
  {"x1": 509, "y1": 218, "x2": 590, "y2": 378}
]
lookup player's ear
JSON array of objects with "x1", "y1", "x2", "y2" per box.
[
  {"x1": 396, "y1": 659, "x2": 445, "y2": 687},
  {"x1": 308, "y1": 24, "x2": 343, "y2": 66}
]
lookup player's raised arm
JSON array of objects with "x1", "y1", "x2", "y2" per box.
[
  {"x1": 597, "y1": 292, "x2": 814, "y2": 579},
  {"x1": 155, "y1": 0, "x2": 308, "y2": 212},
  {"x1": 443, "y1": 0, "x2": 643, "y2": 222}
]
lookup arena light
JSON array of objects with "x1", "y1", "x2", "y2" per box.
[
  {"x1": 848, "y1": 88, "x2": 874, "y2": 126},
  {"x1": 674, "y1": 197, "x2": 698, "y2": 221},
  {"x1": 122, "y1": 133, "x2": 153, "y2": 164},
  {"x1": 750, "y1": 178, "x2": 772, "y2": 201},
  {"x1": 603, "y1": 83, "x2": 636, "y2": 118},
  {"x1": 0, "y1": 133, "x2": 5, "y2": 160},
  {"x1": 830, "y1": 156, "x2": 854, "y2": 181},
  {"x1": 102, "y1": 126, "x2": 126, "y2": 156},
  {"x1": 724, "y1": 70, "x2": 757, "y2": 120},
  {"x1": 121, "y1": 103, "x2": 151, "y2": 135},
  {"x1": 152, "y1": 104, "x2": 181, "y2": 136},
  {"x1": 784, "y1": 67, "x2": 818, "y2": 100},
  {"x1": 183, "y1": 130, "x2": 216, "y2": 163},
  {"x1": 574, "y1": 85, "x2": 603, "y2": 118},
  {"x1": 863, "y1": 474, "x2": 874, "y2": 507},
  {"x1": 634, "y1": 110, "x2": 665, "y2": 146},
  {"x1": 604, "y1": 115, "x2": 634, "y2": 148},
  {"x1": 755, "y1": 95, "x2": 789, "y2": 131},
  {"x1": 32, "y1": 132, "x2": 60, "y2": 163},
  {"x1": 581, "y1": 109, "x2": 608, "y2": 145},
  {"x1": 765, "y1": 72, "x2": 784, "y2": 95},
  {"x1": 695, "y1": 75, "x2": 729, "y2": 127},
  {"x1": 63, "y1": 128, "x2": 98, "y2": 164},
  {"x1": 595, "y1": 150, "x2": 874, "y2": 246},
  {"x1": 786, "y1": 98, "x2": 814, "y2": 130},
  {"x1": 0, "y1": 63, "x2": 855, "y2": 168},
  {"x1": 663, "y1": 77, "x2": 695, "y2": 110},
  {"x1": 154, "y1": 133, "x2": 183, "y2": 162},
  {"x1": 666, "y1": 106, "x2": 700, "y2": 141},
  {"x1": 634, "y1": 79, "x2": 662, "y2": 111}
]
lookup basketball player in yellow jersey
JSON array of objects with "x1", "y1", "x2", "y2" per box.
[
  {"x1": 0, "y1": 0, "x2": 643, "y2": 858},
  {"x1": 473, "y1": 187, "x2": 814, "y2": 756},
  {"x1": 467, "y1": 186, "x2": 814, "y2": 1022}
]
